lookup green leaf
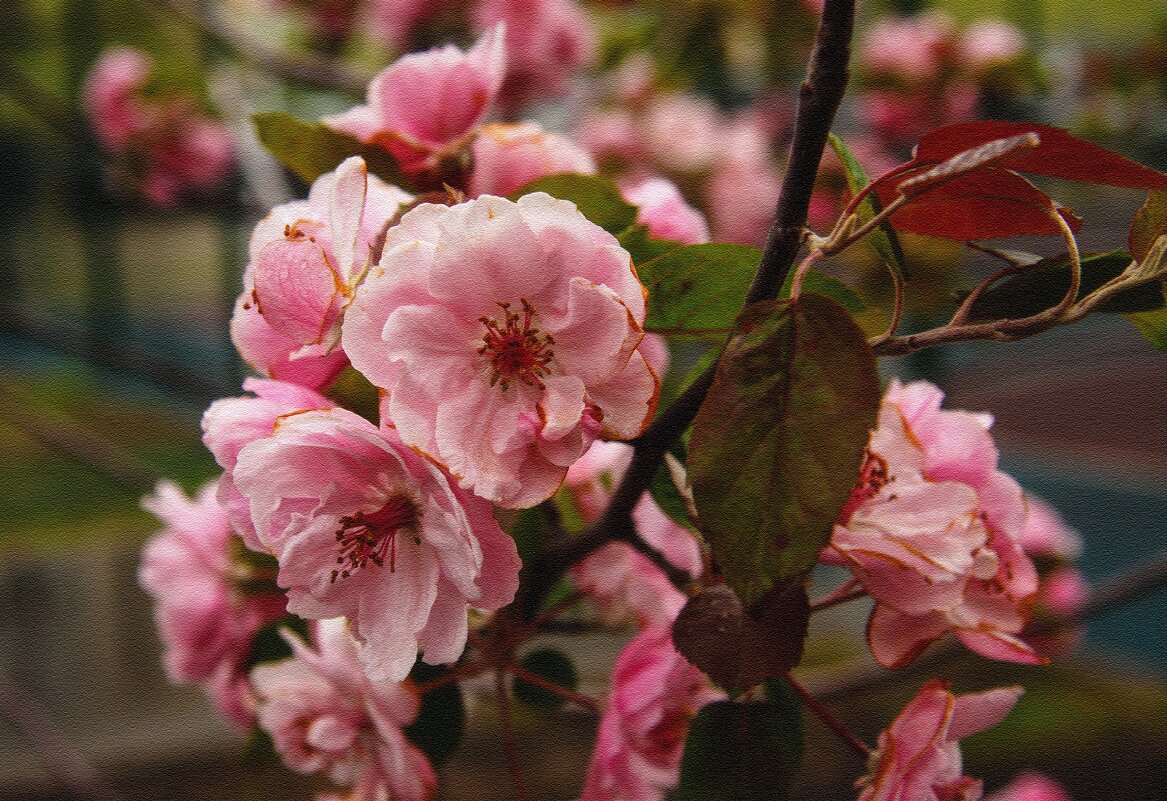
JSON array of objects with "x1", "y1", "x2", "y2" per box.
[
  {"x1": 512, "y1": 648, "x2": 579, "y2": 710},
  {"x1": 1124, "y1": 307, "x2": 1167, "y2": 350},
  {"x1": 676, "y1": 697, "x2": 804, "y2": 801},
  {"x1": 617, "y1": 223, "x2": 684, "y2": 265},
  {"x1": 637, "y1": 243, "x2": 764, "y2": 338},
  {"x1": 508, "y1": 174, "x2": 637, "y2": 234},
  {"x1": 1129, "y1": 190, "x2": 1167, "y2": 263},
  {"x1": 688, "y1": 295, "x2": 880, "y2": 604},
  {"x1": 779, "y1": 269, "x2": 866, "y2": 312},
  {"x1": 404, "y1": 662, "x2": 465, "y2": 767},
  {"x1": 828, "y1": 132, "x2": 907, "y2": 282},
  {"x1": 252, "y1": 111, "x2": 409, "y2": 188},
  {"x1": 966, "y1": 250, "x2": 1164, "y2": 319}
]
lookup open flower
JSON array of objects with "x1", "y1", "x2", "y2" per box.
[
  {"x1": 325, "y1": 26, "x2": 506, "y2": 178},
  {"x1": 825, "y1": 380, "x2": 1042, "y2": 668},
  {"x1": 139, "y1": 480, "x2": 285, "y2": 727},
  {"x1": 232, "y1": 407, "x2": 520, "y2": 681},
  {"x1": 252, "y1": 618, "x2": 437, "y2": 801},
  {"x1": 342, "y1": 192, "x2": 659, "y2": 508},
  {"x1": 581, "y1": 627, "x2": 724, "y2": 801},
  {"x1": 857, "y1": 680, "x2": 1022, "y2": 801}
]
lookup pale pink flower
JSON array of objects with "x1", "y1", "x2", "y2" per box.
[
  {"x1": 860, "y1": 13, "x2": 956, "y2": 83},
  {"x1": 959, "y1": 20, "x2": 1026, "y2": 72},
  {"x1": 230, "y1": 293, "x2": 351, "y2": 389},
  {"x1": 252, "y1": 618, "x2": 437, "y2": 801},
  {"x1": 474, "y1": 0, "x2": 595, "y2": 110},
  {"x1": 620, "y1": 177, "x2": 710, "y2": 245},
  {"x1": 244, "y1": 157, "x2": 412, "y2": 357},
  {"x1": 469, "y1": 121, "x2": 596, "y2": 197},
  {"x1": 581, "y1": 627, "x2": 724, "y2": 801},
  {"x1": 825, "y1": 380, "x2": 1042, "y2": 668},
  {"x1": 705, "y1": 158, "x2": 783, "y2": 246},
  {"x1": 139, "y1": 480, "x2": 285, "y2": 728},
  {"x1": 202, "y1": 377, "x2": 334, "y2": 551},
  {"x1": 342, "y1": 193, "x2": 659, "y2": 508},
  {"x1": 985, "y1": 773, "x2": 1073, "y2": 801},
  {"x1": 83, "y1": 48, "x2": 150, "y2": 151},
  {"x1": 577, "y1": 109, "x2": 645, "y2": 170},
  {"x1": 325, "y1": 26, "x2": 506, "y2": 177},
  {"x1": 857, "y1": 679, "x2": 1022, "y2": 801},
  {"x1": 564, "y1": 440, "x2": 701, "y2": 627},
  {"x1": 1018, "y1": 496, "x2": 1082, "y2": 562},
  {"x1": 232, "y1": 407, "x2": 520, "y2": 681},
  {"x1": 642, "y1": 94, "x2": 722, "y2": 175}
]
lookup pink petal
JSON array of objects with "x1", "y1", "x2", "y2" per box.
[{"x1": 948, "y1": 685, "x2": 1023, "y2": 741}]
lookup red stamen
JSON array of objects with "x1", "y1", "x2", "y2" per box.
[
  {"x1": 331, "y1": 496, "x2": 417, "y2": 583},
  {"x1": 478, "y1": 299, "x2": 555, "y2": 390}
]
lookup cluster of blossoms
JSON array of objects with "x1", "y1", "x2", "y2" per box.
[
  {"x1": 856, "y1": 13, "x2": 1029, "y2": 150},
  {"x1": 83, "y1": 48, "x2": 235, "y2": 207},
  {"x1": 134, "y1": 18, "x2": 1092, "y2": 801}
]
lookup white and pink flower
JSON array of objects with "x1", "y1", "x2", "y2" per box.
[
  {"x1": 469, "y1": 121, "x2": 596, "y2": 197},
  {"x1": 342, "y1": 192, "x2": 659, "y2": 508},
  {"x1": 620, "y1": 177, "x2": 710, "y2": 245},
  {"x1": 232, "y1": 407, "x2": 520, "y2": 681},
  {"x1": 857, "y1": 679, "x2": 1022, "y2": 801},
  {"x1": 581, "y1": 627, "x2": 724, "y2": 801},
  {"x1": 325, "y1": 26, "x2": 506, "y2": 178},
  {"x1": 251, "y1": 618, "x2": 437, "y2": 801},
  {"x1": 139, "y1": 480, "x2": 285, "y2": 728},
  {"x1": 825, "y1": 380, "x2": 1043, "y2": 668}
]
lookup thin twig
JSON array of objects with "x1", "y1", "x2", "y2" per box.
[
  {"x1": 809, "y1": 578, "x2": 866, "y2": 612},
  {"x1": 623, "y1": 533, "x2": 694, "y2": 592},
  {"x1": 507, "y1": 664, "x2": 601, "y2": 713},
  {"x1": 494, "y1": 670, "x2": 531, "y2": 801},
  {"x1": 413, "y1": 660, "x2": 489, "y2": 695},
  {"x1": 158, "y1": 0, "x2": 371, "y2": 94},
  {"x1": 786, "y1": 673, "x2": 872, "y2": 757}
]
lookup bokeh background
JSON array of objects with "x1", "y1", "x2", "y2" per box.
[{"x1": 2, "y1": 0, "x2": 1166, "y2": 798}]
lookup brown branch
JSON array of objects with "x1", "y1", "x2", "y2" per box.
[
  {"x1": 157, "y1": 0, "x2": 371, "y2": 95},
  {"x1": 786, "y1": 673, "x2": 872, "y2": 757},
  {"x1": 494, "y1": 670, "x2": 531, "y2": 801},
  {"x1": 507, "y1": 0, "x2": 859, "y2": 619},
  {"x1": 507, "y1": 664, "x2": 601, "y2": 713}
]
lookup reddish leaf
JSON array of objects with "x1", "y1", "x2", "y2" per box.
[
  {"x1": 877, "y1": 168, "x2": 1081, "y2": 241},
  {"x1": 672, "y1": 584, "x2": 810, "y2": 695},
  {"x1": 913, "y1": 121, "x2": 1167, "y2": 191}
]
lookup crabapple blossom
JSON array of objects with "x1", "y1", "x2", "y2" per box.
[
  {"x1": 139, "y1": 480, "x2": 285, "y2": 728},
  {"x1": 564, "y1": 440, "x2": 702, "y2": 627},
  {"x1": 474, "y1": 0, "x2": 595, "y2": 110},
  {"x1": 825, "y1": 380, "x2": 1043, "y2": 668},
  {"x1": 202, "y1": 377, "x2": 333, "y2": 551},
  {"x1": 856, "y1": 679, "x2": 1022, "y2": 801},
  {"x1": 468, "y1": 121, "x2": 596, "y2": 197},
  {"x1": 230, "y1": 294, "x2": 351, "y2": 389},
  {"x1": 581, "y1": 627, "x2": 724, "y2": 801},
  {"x1": 342, "y1": 192, "x2": 659, "y2": 508},
  {"x1": 959, "y1": 21, "x2": 1027, "y2": 73},
  {"x1": 325, "y1": 25, "x2": 506, "y2": 178},
  {"x1": 83, "y1": 47, "x2": 234, "y2": 207},
  {"x1": 232, "y1": 407, "x2": 520, "y2": 681},
  {"x1": 859, "y1": 13, "x2": 956, "y2": 83},
  {"x1": 620, "y1": 177, "x2": 710, "y2": 245},
  {"x1": 251, "y1": 618, "x2": 437, "y2": 801},
  {"x1": 985, "y1": 773, "x2": 1073, "y2": 801},
  {"x1": 243, "y1": 156, "x2": 413, "y2": 358}
]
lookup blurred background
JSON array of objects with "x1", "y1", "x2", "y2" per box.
[{"x1": 1, "y1": 0, "x2": 1166, "y2": 798}]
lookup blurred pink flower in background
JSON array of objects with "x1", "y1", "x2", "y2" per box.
[
  {"x1": 985, "y1": 773, "x2": 1073, "y2": 801},
  {"x1": 469, "y1": 121, "x2": 596, "y2": 196},
  {"x1": 620, "y1": 177, "x2": 711, "y2": 244}
]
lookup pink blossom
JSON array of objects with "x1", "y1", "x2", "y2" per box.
[
  {"x1": 232, "y1": 407, "x2": 520, "y2": 681},
  {"x1": 985, "y1": 773, "x2": 1073, "y2": 801},
  {"x1": 826, "y1": 380, "x2": 1043, "y2": 668},
  {"x1": 564, "y1": 441, "x2": 701, "y2": 627},
  {"x1": 577, "y1": 109, "x2": 645, "y2": 170},
  {"x1": 202, "y1": 377, "x2": 333, "y2": 551},
  {"x1": 474, "y1": 0, "x2": 595, "y2": 110},
  {"x1": 857, "y1": 679, "x2": 1022, "y2": 801},
  {"x1": 342, "y1": 193, "x2": 659, "y2": 508},
  {"x1": 83, "y1": 48, "x2": 150, "y2": 151},
  {"x1": 469, "y1": 121, "x2": 596, "y2": 197},
  {"x1": 139, "y1": 480, "x2": 285, "y2": 728},
  {"x1": 230, "y1": 294, "x2": 351, "y2": 389},
  {"x1": 641, "y1": 94, "x2": 722, "y2": 175},
  {"x1": 959, "y1": 21, "x2": 1026, "y2": 72},
  {"x1": 1018, "y1": 496, "x2": 1082, "y2": 562},
  {"x1": 859, "y1": 13, "x2": 956, "y2": 83},
  {"x1": 244, "y1": 157, "x2": 412, "y2": 357},
  {"x1": 620, "y1": 177, "x2": 710, "y2": 245},
  {"x1": 705, "y1": 158, "x2": 783, "y2": 246},
  {"x1": 251, "y1": 618, "x2": 437, "y2": 800},
  {"x1": 581, "y1": 627, "x2": 724, "y2": 801},
  {"x1": 325, "y1": 26, "x2": 506, "y2": 177}
]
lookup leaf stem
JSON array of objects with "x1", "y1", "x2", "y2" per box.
[
  {"x1": 786, "y1": 673, "x2": 872, "y2": 757},
  {"x1": 507, "y1": 664, "x2": 601, "y2": 713},
  {"x1": 495, "y1": 670, "x2": 531, "y2": 801},
  {"x1": 809, "y1": 578, "x2": 867, "y2": 612}
]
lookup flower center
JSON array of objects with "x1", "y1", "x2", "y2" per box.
[
  {"x1": 839, "y1": 448, "x2": 891, "y2": 524},
  {"x1": 478, "y1": 299, "x2": 555, "y2": 390},
  {"x1": 331, "y1": 496, "x2": 418, "y2": 582}
]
